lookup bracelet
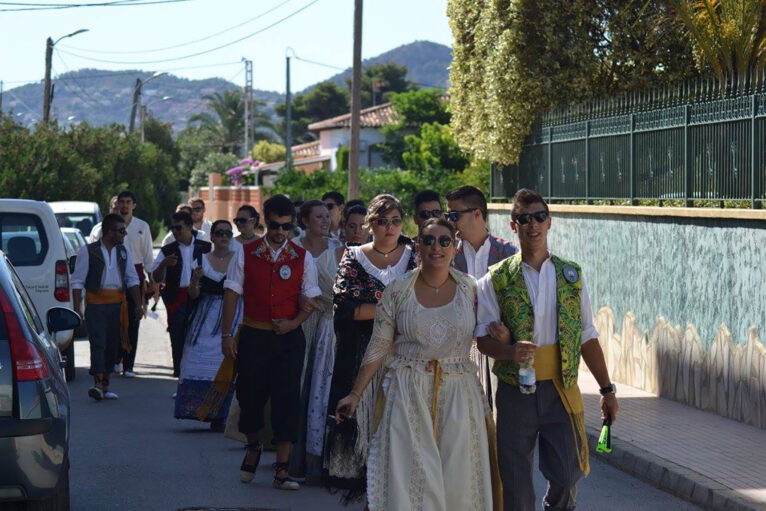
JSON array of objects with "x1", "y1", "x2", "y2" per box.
[{"x1": 222, "y1": 333, "x2": 233, "y2": 339}]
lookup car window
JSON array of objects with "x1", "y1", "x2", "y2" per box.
[
  {"x1": 0, "y1": 213, "x2": 48, "y2": 266},
  {"x1": 54, "y1": 213, "x2": 97, "y2": 237},
  {"x1": 5, "y1": 258, "x2": 45, "y2": 334}
]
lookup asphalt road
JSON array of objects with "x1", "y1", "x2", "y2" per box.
[{"x1": 67, "y1": 304, "x2": 699, "y2": 511}]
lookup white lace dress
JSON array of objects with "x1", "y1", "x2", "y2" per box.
[{"x1": 363, "y1": 268, "x2": 493, "y2": 511}]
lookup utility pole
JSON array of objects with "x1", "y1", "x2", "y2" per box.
[
  {"x1": 43, "y1": 37, "x2": 54, "y2": 122},
  {"x1": 129, "y1": 78, "x2": 142, "y2": 134},
  {"x1": 140, "y1": 105, "x2": 147, "y2": 143},
  {"x1": 244, "y1": 59, "x2": 253, "y2": 158},
  {"x1": 348, "y1": 0, "x2": 363, "y2": 200},
  {"x1": 0, "y1": 80, "x2": 3, "y2": 115},
  {"x1": 285, "y1": 54, "x2": 292, "y2": 171}
]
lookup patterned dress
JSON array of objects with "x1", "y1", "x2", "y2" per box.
[
  {"x1": 363, "y1": 268, "x2": 493, "y2": 511},
  {"x1": 324, "y1": 239, "x2": 417, "y2": 499}
]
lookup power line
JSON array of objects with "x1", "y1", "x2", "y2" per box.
[
  {"x1": 4, "y1": 89, "x2": 39, "y2": 120},
  {"x1": 56, "y1": 0, "x2": 320, "y2": 65},
  {"x1": 54, "y1": 53, "x2": 109, "y2": 107},
  {"x1": 60, "y1": 0, "x2": 294, "y2": 55},
  {"x1": 0, "y1": 0, "x2": 189, "y2": 12}
]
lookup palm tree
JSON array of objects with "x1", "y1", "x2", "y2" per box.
[
  {"x1": 667, "y1": 0, "x2": 766, "y2": 89},
  {"x1": 189, "y1": 90, "x2": 277, "y2": 155}
]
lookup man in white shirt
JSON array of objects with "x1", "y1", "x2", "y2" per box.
[
  {"x1": 321, "y1": 191, "x2": 345, "y2": 241},
  {"x1": 114, "y1": 190, "x2": 154, "y2": 377},
  {"x1": 446, "y1": 185, "x2": 517, "y2": 411},
  {"x1": 72, "y1": 214, "x2": 143, "y2": 401},
  {"x1": 161, "y1": 204, "x2": 207, "y2": 245},
  {"x1": 475, "y1": 188, "x2": 618, "y2": 511},
  {"x1": 189, "y1": 197, "x2": 212, "y2": 239},
  {"x1": 221, "y1": 194, "x2": 319, "y2": 491},
  {"x1": 152, "y1": 211, "x2": 211, "y2": 377},
  {"x1": 87, "y1": 196, "x2": 119, "y2": 243},
  {"x1": 413, "y1": 189, "x2": 443, "y2": 240}
]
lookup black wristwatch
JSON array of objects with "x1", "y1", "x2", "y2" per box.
[{"x1": 599, "y1": 383, "x2": 616, "y2": 395}]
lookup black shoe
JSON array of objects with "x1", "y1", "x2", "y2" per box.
[
  {"x1": 272, "y1": 462, "x2": 300, "y2": 490},
  {"x1": 239, "y1": 442, "x2": 262, "y2": 483}
]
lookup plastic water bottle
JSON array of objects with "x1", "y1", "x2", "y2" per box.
[{"x1": 518, "y1": 364, "x2": 537, "y2": 394}]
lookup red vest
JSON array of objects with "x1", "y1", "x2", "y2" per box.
[{"x1": 243, "y1": 237, "x2": 306, "y2": 322}]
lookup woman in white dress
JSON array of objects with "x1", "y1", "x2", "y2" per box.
[
  {"x1": 335, "y1": 218, "x2": 499, "y2": 511},
  {"x1": 174, "y1": 220, "x2": 242, "y2": 430},
  {"x1": 289, "y1": 199, "x2": 341, "y2": 479},
  {"x1": 302, "y1": 204, "x2": 370, "y2": 483}
]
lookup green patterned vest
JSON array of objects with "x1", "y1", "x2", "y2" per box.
[{"x1": 489, "y1": 252, "x2": 583, "y2": 388}]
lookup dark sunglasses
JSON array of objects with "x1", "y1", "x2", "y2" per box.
[
  {"x1": 513, "y1": 210, "x2": 549, "y2": 226},
  {"x1": 169, "y1": 224, "x2": 185, "y2": 232},
  {"x1": 191, "y1": 206, "x2": 204, "y2": 212},
  {"x1": 323, "y1": 202, "x2": 336, "y2": 211},
  {"x1": 233, "y1": 216, "x2": 254, "y2": 224},
  {"x1": 268, "y1": 220, "x2": 295, "y2": 232},
  {"x1": 213, "y1": 229, "x2": 233, "y2": 238},
  {"x1": 444, "y1": 208, "x2": 477, "y2": 222},
  {"x1": 421, "y1": 234, "x2": 453, "y2": 248},
  {"x1": 417, "y1": 209, "x2": 443, "y2": 220},
  {"x1": 113, "y1": 227, "x2": 127, "y2": 234},
  {"x1": 374, "y1": 217, "x2": 403, "y2": 228}
]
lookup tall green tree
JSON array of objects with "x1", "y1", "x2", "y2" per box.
[
  {"x1": 448, "y1": 0, "x2": 698, "y2": 165},
  {"x1": 346, "y1": 62, "x2": 415, "y2": 108},
  {"x1": 276, "y1": 81, "x2": 349, "y2": 144}
]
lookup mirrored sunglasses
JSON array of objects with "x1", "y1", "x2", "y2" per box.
[
  {"x1": 421, "y1": 234, "x2": 453, "y2": 248},
  {"x1": 514, "y1": 210, "x2": 549, "y2": 226}
]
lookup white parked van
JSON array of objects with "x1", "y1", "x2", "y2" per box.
[
  {"x1": 49, "y1": 201, "x2": 102, "y2": 239},
  {"x1": 0, "y1": 199, "x2": 77, "y2": 379}
]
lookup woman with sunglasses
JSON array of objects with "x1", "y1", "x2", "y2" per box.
[
  {"x1": 334, "y1": 218, "x2": 497, "y2": 511},
  {"x1": 233, "y1": 205, "x2": 262, "y2": 246},
  {"x1": 174, "y1": 219, "x2": 241, "y2": 431},
  {"x1": 324, "y1": 194, "x2": 417, "y2": 500},
  {"x1": 288, "y1": 200, "x2": 342, "y2": 480}
]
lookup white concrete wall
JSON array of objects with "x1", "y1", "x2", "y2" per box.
[{"x1": 318, "y1": 127, "x2": 387, "y2": 171}]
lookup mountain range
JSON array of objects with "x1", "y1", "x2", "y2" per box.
[{"x1": 3, "y1": 40, "x2": 451, "y2": 131}]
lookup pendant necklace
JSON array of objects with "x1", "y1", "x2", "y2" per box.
[
  {"x1": 372, "y1": 244, "x2": 399, "y2": 258},
  {"x1": 420, "y1": 274, "x2": 450, "y2": 294}
]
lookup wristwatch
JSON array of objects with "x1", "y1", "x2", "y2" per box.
[{"x1": 599, "y1": 383, "x2": 616, "y2": 395}]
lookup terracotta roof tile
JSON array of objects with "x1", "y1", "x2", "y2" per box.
[{"x1": 307, "y1": 102, "x2": 397, "y2": 131}]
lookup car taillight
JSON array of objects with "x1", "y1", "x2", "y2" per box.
[
  {"x1": 54, "y1": 260, "x2": 69, "y2": 302},
  {"x1": 0, "y1": 289, "x2": 49, "y2": 381}
]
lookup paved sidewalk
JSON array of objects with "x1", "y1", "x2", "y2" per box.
[{"x1": 579, "y1": 373, "x2": 766, "y2": 511}]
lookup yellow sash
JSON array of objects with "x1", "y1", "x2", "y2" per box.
[
  {"x1": 535, "y1": 344, "x2": 590, "y2": 475},
  {"x1": 86, "y1": 289, "x2": 129, "y2": 350}
]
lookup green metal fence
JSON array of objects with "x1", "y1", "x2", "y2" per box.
[{"x1": 492, "y1": 77, "x2": 766, "y2": 208}]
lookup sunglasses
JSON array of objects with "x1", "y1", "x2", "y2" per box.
[
  {"x1": 268, "y1": 220, "x2": 295, "y2": 232},
  {"x1": 417, "y1": 209, "x2": 443, "y2": 220},
  {"x1": 113, "y1": 227, "x2": 127, "y2": 234},
  {"x1": 323, "y1": 202, "x2": 336, "y2": 211},
  {"x1": 213, "y1": 229, "x2": 233, "y2": 238},
  {"x1": 233, "y1": 216, "x2": 254, "y2": 224},
  {"x1": 421, "y1": 234, "x2": 453, "y2": 248},
  {"x1": 444, "y1": 208, "x2": 477, "y2": 222},
  {"x1": 191, "y1": 206, "x2": 204, "y2": 212},
  {"x1": 513, "y1": 210, "x2": 549, "y2": 226},
  {"x1": 169, "y1": 224, "x2": 185, "y2": 232},
  {"x1": 374, "y1": 217, "x2": 403, "y2": 228}
]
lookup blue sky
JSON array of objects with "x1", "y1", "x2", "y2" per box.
[{"x1": 1, "y1": 0, "x2": 453, "y2": 93}]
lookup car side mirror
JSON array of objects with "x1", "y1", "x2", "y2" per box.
[{"x1": 47, "y1": 307, "x2": 81, "y2": 333}]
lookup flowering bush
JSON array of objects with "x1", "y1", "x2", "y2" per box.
[{"x1": 226, "y1": 157, "x2": 262, "y2": 187}]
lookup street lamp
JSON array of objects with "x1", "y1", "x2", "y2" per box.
[
  {"x1": 43, "y1": 29, "x2": 88, "y2": 122},
  {"x1": 129, "y1": 71, "x2": 166, "y2": 134},
  {"x1": 140, "y1": 95, "x2": 173, "y2": 142}
]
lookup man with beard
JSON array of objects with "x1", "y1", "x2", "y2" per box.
[{"x1": 221, "y1": 194, "x2": 320, "y2": 491}]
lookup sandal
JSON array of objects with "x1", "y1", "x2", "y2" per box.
[
  {"x1": 239, "y1": 442, "x2": 263, "y2": 483},
  {"x1": 272, "y1": 462, "x2": 300, "y2": 491}
]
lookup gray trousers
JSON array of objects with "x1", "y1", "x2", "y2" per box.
[
  {"x1": 496, "y1": 380, "x2": 583, "y2": 511},
  {"x1": 85, "y1": 302, "x2": 121, "y2": 376}
]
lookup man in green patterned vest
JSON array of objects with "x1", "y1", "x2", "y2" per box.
[{"x1": 475, "y1": 188, "x2": 619, "y2": 511}]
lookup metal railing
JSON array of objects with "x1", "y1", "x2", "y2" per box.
[{"x1": 492, "y1": 73, "x2": 766, "y2": 208}]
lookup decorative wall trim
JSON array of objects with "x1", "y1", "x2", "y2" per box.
[
  {"x1": 489, "y1": 203, "x2": 766, "y2": 221},
  {"x1": 585, "y1": 307, "x2": 766, "y2": 429}
]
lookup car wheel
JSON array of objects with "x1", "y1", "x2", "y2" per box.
[
  {"x1": 63, "y1": 342, "x2": 75, "y2": 382},
  {"x1": 25, "y1": 463, "x2": 69, "y2": 511}
]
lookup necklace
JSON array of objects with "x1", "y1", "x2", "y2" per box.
[
  {"x1": 420, "y1": 273, "x2": 451, "y2": 294},
  {"x1": 212, "y1": 250, "x2": 232, "y2": 260},
  {"x1": 371, "y1": 244, "x2": 399, "y2": 258}
]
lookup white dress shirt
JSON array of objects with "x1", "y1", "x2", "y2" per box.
[
  {"x1": 224, "y1": 239, "x2": 320, "y2": 298},
  {"x1": 71, "y1": 243, "x2": 140, "y2": 290},
  {"x1": 123, "y1": 216, "x2": 153, "y2": 269},
  {"x1": 474, "y1": 254, "x2": 599, "y2": 346},
  {"x1": 461, "y1": 235, "x2": 492, "y2": 278},
  {"x1": 150, "y1": 239, "x2": 195, "y2": 287}
]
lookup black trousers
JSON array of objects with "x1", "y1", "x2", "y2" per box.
[
  {"x1": 119, "y1": 292, "x2": 141, "y2": 371},
  {"x1": 236, "y1": 325, "x2": 305, "y2": 443},
  {"x1": 168, "y1": 300, "x2": 189, "y2": 378}
]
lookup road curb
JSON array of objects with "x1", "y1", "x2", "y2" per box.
[{"x1": 586, "y1": 429, "x2": 766, "y2": 511}]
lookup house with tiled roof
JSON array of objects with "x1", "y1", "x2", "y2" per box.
[{"x1": 249, "y1": 102, "x2": 397, "y2": 178}]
